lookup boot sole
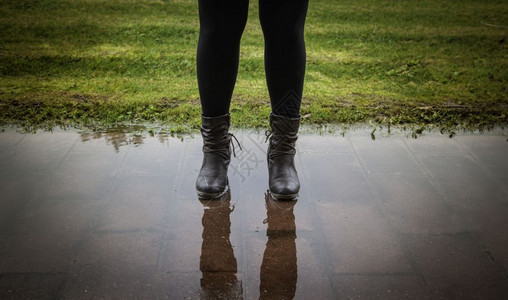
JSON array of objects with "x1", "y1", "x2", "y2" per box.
[
  {"x1": 268, "y1": 190, "x2": 298, "y2": 201},
  {"x1": 196, "y1": 185, "x2": 229, "y2": 200}
]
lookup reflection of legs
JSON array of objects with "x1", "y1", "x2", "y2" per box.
[
  {"x1": 259, "y1": 0, "x2": 309, "y2": 117},
  {"x1": 260, "y1": 194, "x2": 298, "y2": 299},
  {"x1": 197, "y1": 0, "x2": 249, "y2": 117},
  {"x1": 199, "y1": 192, "x2": 242, "y2": 298}
]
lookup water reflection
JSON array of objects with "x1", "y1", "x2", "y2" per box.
[
  {"x1": 198, "y1": 192, "x2": 298, "y2": 299},
  {"x1": 199, "y1": 191, "x2": 243, "y2": 299},
  {"x1": 79, "y1": 125, "x2": 183, "y2": 152},
  {"x1": 260, "y1": 193, "x2": 298, "y2": 299}
]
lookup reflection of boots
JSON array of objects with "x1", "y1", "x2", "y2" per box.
[
  {"x1": 196, "y1": 114, "x2": 233, "y2": 199},
  {"x1": 199, "y1": 191, "x2": 242, "y2": 299},
  {"x1": 260, "y1": 193, "x2": 298, "y2": 299},
  {"x1": 266, "y1": 113, "x2": 300, "y2": 200}
]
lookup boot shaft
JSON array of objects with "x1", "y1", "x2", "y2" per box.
[
  {"x1": 268, "y1": 113, "x2": 300, "y2": 159},
  {"x1": 201, "y1": 114, "x2": 232, "y2": 159}
]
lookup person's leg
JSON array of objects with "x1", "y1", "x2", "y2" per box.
[
  {"x1": 196, "y1": 0, "x2": 249, "y2": 199},
  {"x1": 259, "y1": 0, "x2": 309, "y2": 117},
  {"x1": 259, "y1": 0, "x2": 309, "y2": 200},
  {"x1": 197, "y1": 0, "x2": 249, "y2": 117}
]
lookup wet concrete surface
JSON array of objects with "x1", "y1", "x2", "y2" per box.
[{"x1": 0, "y1": 127, "x2": 507, "y2": 299}]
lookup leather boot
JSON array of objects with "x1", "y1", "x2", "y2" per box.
[
  {"x1": 266, "y1": 113, "x2": 300, "y2": 200},
  {"x1": 196, "y1": 114, "x2": 233, "y2": 199}
]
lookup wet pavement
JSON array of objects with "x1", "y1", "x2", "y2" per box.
[{"x1": 1, "y1": 126, "x2": 507, "y2": 299}]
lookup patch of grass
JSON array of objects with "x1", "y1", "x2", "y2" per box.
[{"x1": 0, "y1": 0, "x2": 507, "y2": 132}]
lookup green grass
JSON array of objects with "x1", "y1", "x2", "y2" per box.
[{"x1": 0, "y1": 0, "x2": 507, "y2": 132}]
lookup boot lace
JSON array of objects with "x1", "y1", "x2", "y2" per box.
[
  {"x1": 229, "y1": 133, "x2": 242, "y2": 158},
  {"x1": 264, "y1": 130, "x2": 296, "y2": 157},
  {"x1": 203, "y1": 133, "x2": 242, "y2": 159},
  {"x1": 264, "y1": 130, "x2": 272, "y2": 143}
]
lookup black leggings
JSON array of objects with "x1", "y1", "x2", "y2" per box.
[{"x1": 197, "y1": 0, "x2": 309, "y2": 118}]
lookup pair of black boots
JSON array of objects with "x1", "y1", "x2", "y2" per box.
[{"x1": 196, "y1": 113, "x2": 300, "y2": 200}]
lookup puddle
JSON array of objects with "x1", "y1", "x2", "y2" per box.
[{"x1": 1, "y1": 126, "x2": 508, "y2": 298}]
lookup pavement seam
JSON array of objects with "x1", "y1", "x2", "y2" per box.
[
  {"x1": 347, "y1": 135, "x2": 432, "y2": 297},
  {"x1": 453, "y1": 137, "x2": 508, "y2": 197},
  {"x1": 402, "y1": 137, "x2": 508, "y2": 279},
  {"x1": 54, "y1": 143, "x2": 128, "y2": 299},
  {"x1": 152, "y1": 137, "x2": 189, "y2": 298},
  {"x1": 297, "y1": 143, "x2": 339, "y2": 298}
]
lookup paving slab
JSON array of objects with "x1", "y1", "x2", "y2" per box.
[
  {"x1": 331, "y1": 274, "x2": 428, "y2": 299},
  {"x1": 1, "y1": 127, "x2": 507, "y2": 299},
  {"x1": 406, "y1": 234, "x2": 508, "y2": 299},
  {"x1": 369, "y1": 175, "x2": 471, "y2": 235}
]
